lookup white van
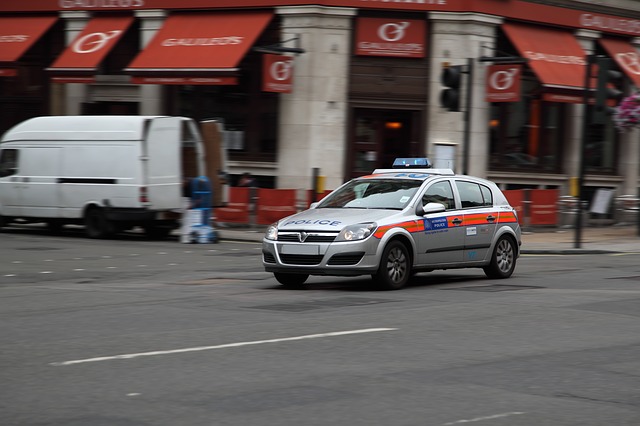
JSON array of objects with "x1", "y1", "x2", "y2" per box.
[{"x1": 0, "y1": 115, "x2": 204, "y2": 238}]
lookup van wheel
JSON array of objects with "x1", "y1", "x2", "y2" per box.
[
  {"x1": 483, "y1": 235, "x2": 516, "y2": 279},
  {"x1": 84, "y1": 208, "x2": 113, "y2": 239},
  {"x1": 373, "y1": 240, "x2": 411, "y2": 290}
]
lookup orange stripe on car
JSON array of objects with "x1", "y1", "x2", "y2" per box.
[
  {"x1": 374, "y1": 220, "x2": 424, "y2": 239},
  {"x1": 498, "y1": 211, "x2": 518, "y2": 223}
]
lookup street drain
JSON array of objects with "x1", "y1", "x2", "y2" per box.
[
  {"x1": 442, "y1": 284, "x2": 544, "y2": 292},
  {"x1": 250, "y1": 297, "x2": 396, "y2": 312}
]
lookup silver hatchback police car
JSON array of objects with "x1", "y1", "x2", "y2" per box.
[{"x1": 262, "y1": 159, "x2": 521, "y2": 290}]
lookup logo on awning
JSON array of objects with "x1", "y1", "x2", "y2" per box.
[{"x1": 72, "y1": 31, "x2": 122, "y2": 54}]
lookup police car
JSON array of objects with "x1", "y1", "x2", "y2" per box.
[{"x1": 262, "y1": 159, "x2": 521, "y2": 290}]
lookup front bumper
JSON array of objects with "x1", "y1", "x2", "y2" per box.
[{"x1": 262, "y1": 236, "x2": 381, "y2": 276}]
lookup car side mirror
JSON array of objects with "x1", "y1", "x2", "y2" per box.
[{"x1": 416, "y1": 202, "x2": 446, "y2": 216}]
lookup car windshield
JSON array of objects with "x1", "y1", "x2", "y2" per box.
[{"x1": 317, "y1": 178, "x2": 423, "y2": 210}]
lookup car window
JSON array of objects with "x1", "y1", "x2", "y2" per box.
[
  {"x1": 422, "y1": 181, "x2": 455, "y2": 210},
  {"x1": 0, "y1": 149, "x2": 18, "y2": 178},
  {"x1": 480, "y1": 184, "x2": 493, "y2": 206},
  {"x1": 456, "y1": 180, "x2": 492, "y2": 208},
  {"x1": 318, "y1": 178, "x2": 422, "y2": 210}
]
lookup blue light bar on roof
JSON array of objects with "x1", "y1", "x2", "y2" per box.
[{"x1": 392, "y1": 158, "x2": 432, "y2": 169}]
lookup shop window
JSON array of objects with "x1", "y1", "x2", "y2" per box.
[
  {"x1": 168, "y1": 21, "x2": 280, "y2": 163},
  {"x1": 489, "y1": 92, "x2": 565, "y2": 173},
  {"x1": 584, "y1": 108, "x2": 618, "y2": 174}
]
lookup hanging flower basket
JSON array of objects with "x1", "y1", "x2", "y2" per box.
[{"x1": 614, "y1": 93, "x2": 640, "y2": 131}]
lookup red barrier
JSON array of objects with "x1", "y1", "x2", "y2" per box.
[
  {"x1": 503, "y1": 190, "x2": 525, "y2": 223},
  {"x1": 256, "y1": 188, "x2": 297, "y2": 225},
  {"x1": 530, "y1": 189, "x2": 558, "y2": 225},
  {"x1": 214, "y1": 187, "x2": 250, "y2": 223}
]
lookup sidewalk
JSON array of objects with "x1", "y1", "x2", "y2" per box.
[{"x1": 215, "y1": 224, "x2": 640, "y2": 254}]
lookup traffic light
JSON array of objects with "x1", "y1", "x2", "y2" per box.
[
  {"x1": 593, "y1": 57, "x2": 624, "y2": 124},
  {"x1": 440, "y1": 64, "x2": 462, "y2": 112}
]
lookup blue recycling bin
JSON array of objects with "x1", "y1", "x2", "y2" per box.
[{"x1": 188, "y1": 176, "x2": 217, "y2": 243}]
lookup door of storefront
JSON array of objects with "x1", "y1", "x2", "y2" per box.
[{"x1": 347, "y1": 108, "x2": 421, "y2": 179}]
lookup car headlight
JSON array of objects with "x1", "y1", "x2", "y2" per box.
[
  {"x1": 336, "y1": 223, "x2": 377, "y2": 242},
  {"x1": 265, "y1": 224, "x2": 278, "y2": 240}
]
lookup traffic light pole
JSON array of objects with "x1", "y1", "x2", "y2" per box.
[
  {"x1": 575, "y1": 54, "x2": 596, "y2": 249},
  {"x1": 462, "y1": 58, "x2": 473, "y2": 175}
]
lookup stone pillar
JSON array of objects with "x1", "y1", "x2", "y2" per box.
[
  {"x1": 60, "y1": 11, "x2": 90, "y2": 115},
  {"x1": 275, "y1": 6, "x2": 356, "y2": 190},
  {"x1": 429, "y1": 13, "x2": 502, "y2": 178},
  {"x1": 135, "y1": 9, "x2": 166, "y2": 116}
]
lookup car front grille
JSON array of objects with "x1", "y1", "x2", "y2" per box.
[
  {"x1": 278, "y1": 232, "x2": 338, "y2": 243},
  {"x1": 327, "y1": 252, "x2": 365, "y2": 266},
  {"x1": 280, "y1": 254, "x2": 324, "y2": 265},
  {"x1": 263, "y1": 252, "x2": 276, "y2": 263}
]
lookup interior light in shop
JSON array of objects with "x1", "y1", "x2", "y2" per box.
[
  {"x1": 490, "y1": 119, "x2": 500, "y2": 128},
  {"x1": 385, "y1": 122, "x2": 402, "y2": 129}
]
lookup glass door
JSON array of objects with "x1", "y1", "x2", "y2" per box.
[{"x1": 348, "y1": 108, "x2": 420, "y2": 178}]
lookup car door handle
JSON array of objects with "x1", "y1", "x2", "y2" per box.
[
  {"x1": 452, "y1": 218, "x2": 462, "y2": 226},
  {"x1": 487, "y1": 215, "x2": 496, "y2": 222}
]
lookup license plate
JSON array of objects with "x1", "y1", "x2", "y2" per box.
[{"x1": 280, "y1": 244, "x2": 319, "y2": 255}]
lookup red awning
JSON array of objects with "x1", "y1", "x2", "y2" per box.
[
  {"x1": 125, "y1": 11, "x2": 272, "y2": 80},
  {"x1": 502, "y1": 22, "x2": 587, "y2": 91},
  {"x1": 0, "y1": 16, "x2": 57, "y2": 74},
  {"x1": 47, "y1": 15, "x2": 133, "y2": 79},
  {"x1": 598, "y1": 38, "x2": 640, "y2": 88}
]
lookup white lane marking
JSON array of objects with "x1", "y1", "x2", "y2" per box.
[
  {"x1": 51, "y1": 328, "x2": 397, "y2": 366},
  {"x1": 4, "y1": 274, "x2": 16, "y2": 277},
  {"x1": 443, "y1": 412, "x2": 525, "y2": 425},
  {"x1": 610, "y1": 252, "x2": 640, "y2": 256},
  {"x1": 40, "y1": 271, "x2": 53, "y2": 274},
  {"x1": 12, "y1": 261, "x2": 22, "y2": 264},
  {"x1": 73, "y1": 269, "x2": 85, "y2": 272}
]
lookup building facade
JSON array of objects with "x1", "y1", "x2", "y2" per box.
[{"x1": 1, "y1": 0, "x2": 640, "y2": 204}]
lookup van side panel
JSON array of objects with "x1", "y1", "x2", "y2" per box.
[
  {"x1": 145, "y1": 117, "x2": 181, "y2": 210},
  {"x1": 17, "y1": 146, "x2": 62, "y2": 217},
  {"x1": 59, "y1": 142, "x2": 141, "y2": 219}
]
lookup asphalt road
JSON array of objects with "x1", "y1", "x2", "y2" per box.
[{"x1": 2, "y1": 225, "x2": 640, "y2": 426}]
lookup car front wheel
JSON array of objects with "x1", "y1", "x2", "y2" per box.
[
  {"x1": 373, "y1": 240, "x2": 411, "y2": 290},
  {"x1": 483, "y1": 235, "x2": 516, "y2": 279},
  {"x1": 274, "y1": 272, "x2": 309, "y2": 288}
]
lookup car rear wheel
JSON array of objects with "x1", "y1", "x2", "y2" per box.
[
  {"x1": 274, "y1": 272, "x2": 309, "y2": 288},
  {"x1": 483, "y1": 235, "x2": 516, "y2": 279},
  {"x1": 373, "y1": 240, "x2": 411, "y2": 290}
]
